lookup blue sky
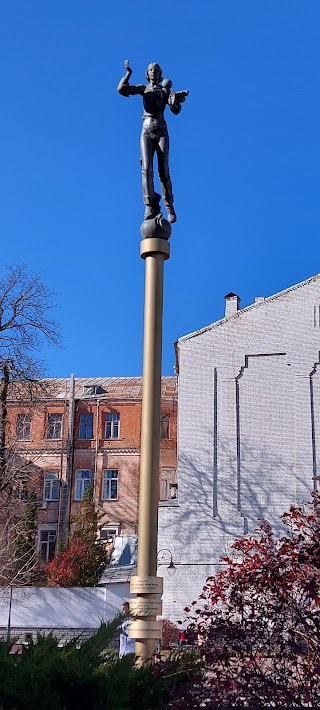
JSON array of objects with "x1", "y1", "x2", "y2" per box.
[{"x1": 1, "y1": 1, "x2": 319, "y2": 377}]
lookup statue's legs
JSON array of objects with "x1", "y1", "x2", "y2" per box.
[
  {"x1": 156, "y1": 135, "x2": 176, "y2": 224},
  {"x1": 140, "y1": 132, "x2": 161, "y2": 220}
]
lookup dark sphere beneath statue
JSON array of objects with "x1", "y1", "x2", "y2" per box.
[{"x1": 140, "y1": 215, "x2": 172, "y2": 241}]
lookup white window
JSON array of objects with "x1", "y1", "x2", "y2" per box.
[
  {"x1": 160, "y1": 468, "x2": 176, "y2": 501},
  {"x1": 99, "y1": 525, "x2": 119, "y2": 542},
  {"x1": 102, "y1": 469, "x2": 118, "y2": 500},
  {"x1": 43, "y1": 471, "x2": 60, "y2": 501},
  {"x1": 47, "y1": 413, "x2": 63, "y2": 439},
  {"x1": 16, "y1": 413, "x2": 31, "y2": 440},
  {"x1": 75, "y1": 469, "x2": 92, "y2": 501},
  {"x1": 105, "y1": 413, "x2": 120, "y2": 439},
  {"x1": 39, "y1": 530, "x2": 56, "y2": 562}
]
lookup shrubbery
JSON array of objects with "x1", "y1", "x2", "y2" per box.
[
  {"x1": 0, "y1": 619, "x2": 179, "y2": 710},
  {"x1": 160, "y1": 618, "x2": 180, "y2": 649},
  {"x1": 3, "y1": 494, "x2": 320, "y2": 708},
  {"x1": 46, "y1": 487, "x2": 107, "y2": 587},
  {"x1": 173, "y1": 492, "x2": 320, "y2": 707}
]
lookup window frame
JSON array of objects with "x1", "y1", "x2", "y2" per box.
[
  {"x1": 78, "y1": 412, "x2": 94, "y2": 439},
  {"x1": 39, "y1": 528, "x2": 57, "y2": 563},
  {"x1": 99, "y1": 525, "x2": 119, "y2": 542},
  {"x1": 105, "y1": 413, "x2": 120, "y2": 439},
  {"x1": 102, "y1": 469, "x2": 119, "y2": 501},
  {"x1": 12, "y1": 486, "x2": 29, "y2": 501},
  {"x1": 43, "y1": 470, "x2": 60, "y2": 501},
  {"x1": 74, "y1": 469, "x2": 92, "y2": 501},
  {"x1": 16, "y1": 413, "x2": 31, "y2": 441},
  {"x1": 160, "y1": 413, "x2": 170, "y2": 440},
  {"x1": 160, "y1": 468, "x2": 176, "y2": 501},
  {"x1": 46, "y1": 413, "x2": 63, "y2": 440}
]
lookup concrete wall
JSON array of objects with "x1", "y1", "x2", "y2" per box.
[
  {"x1": 0, "y1": 585, "x2": 132, "y2": 642},
  {"x1": 158, "y1": 275, "x2": 320, "y2": 621}
]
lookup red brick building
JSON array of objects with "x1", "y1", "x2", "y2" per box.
[{"x1": 6, "y1": 376, "x2": 177, "y2": 564}]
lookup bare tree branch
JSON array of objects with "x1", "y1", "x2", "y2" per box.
[{"x1": 0, "y1": 265, "x2": 61, "y2": 585}]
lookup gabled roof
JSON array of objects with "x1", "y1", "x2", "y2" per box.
[{"x1": 178, "y1": 273, "x2": 320, "y2": 344}]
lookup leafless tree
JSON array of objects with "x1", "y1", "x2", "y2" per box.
[
  {"x1": 0, "y1": 265, "x2": 61, "y2": 585},
  {"x1": 0, "y1": 264, "x2": 60, "y2": 492}
]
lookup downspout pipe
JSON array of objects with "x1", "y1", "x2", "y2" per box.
[{"x1": 65, "y1": 374, "x2": 75, "y2": 542}]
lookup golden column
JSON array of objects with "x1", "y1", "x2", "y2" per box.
[{"x1": 129, "y1": 230, "x2": 170, "y2": 665}]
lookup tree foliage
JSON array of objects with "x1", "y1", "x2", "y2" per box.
[
  {"x1": 172, "y1": 492, "x2": 320, "y2": 707},
  {"x1": 160, "y1": 619, "x2": 180, "y2": 650},
  {"x1": 46, "y1": 488, "x2": 107, "y2": 587}
]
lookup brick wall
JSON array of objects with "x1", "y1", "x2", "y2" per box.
[{"x1": 3, "y1": 377, "x2": 177, "y2": 561}]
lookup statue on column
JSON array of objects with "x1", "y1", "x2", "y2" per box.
[{"x1": 117, "y1": 61, "x2": 188, "y2": 224}]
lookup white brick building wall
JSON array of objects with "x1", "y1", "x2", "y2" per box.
[{"x1": 158, "y1": 274, "x2": 320, "y2": 622}]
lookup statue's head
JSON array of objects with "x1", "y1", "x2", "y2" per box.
[{"x1": 146, "y1": 63, "x2": 163, "y2": 83}]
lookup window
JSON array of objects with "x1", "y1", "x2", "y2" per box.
[
  {"x1": 12, "y1": 486, "x2": 29, "y2": 501},
  {"x1": 40, "y1": 530, "x2": 56, "y2": 562},
  {"x1": 12, "y1": 471, "x2": 29, "y2": 499},
  {"x1": 99, "y1": 525, "x2": 119, "y2": 542},
  {"x1": 16, "y1": 413, "x2": 31, "y2": 440},
  {"x1": 43, "y1": 471, "x2": 60, "y2": 501},
  {"x1": 105, "y1": 413, "x2": 120, "y2": 439},
  {"x1": 82, "y1": 385, "x2": 106, "y2": 396},
  {"x1": 47, "y1": 413, "x2": 63, "y2": 440},
  {"x1": 79, "y1": 412, "x2": 93, "y2": 439},
  {"x1": 75, "y1": 469, "x2": 92, "y2": 501},
  {"x1": 160, "y1": 414, "x2": 170, "y2": 440},
  {"x1": 160, "y1": 468, "x2": 175, "y2": 501},
  {"x1": 102, "y1": 470, "x2": 118, "y2": 500}
]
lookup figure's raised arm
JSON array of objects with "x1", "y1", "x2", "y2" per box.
[{"x1": 117, "y1": 59, "x2": 145, "y2": 97}]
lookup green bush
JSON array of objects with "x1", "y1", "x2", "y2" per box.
[{"x1": 0, "y1": 619, "x2": 185, "y2": 710}]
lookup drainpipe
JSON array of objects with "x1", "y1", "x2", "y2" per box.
[
  {"x1": 93, "y1": 399, "x2": 100, "y2": 500},
  {"x1": 65, "y1": 374, "x2": 75, "y2": 542},
  {"x1": 57, "y1": 380, "x2": 68, "y2": 547},
  {"x1": 7, "y1": 585, "x2": 13, "y2": 641}
]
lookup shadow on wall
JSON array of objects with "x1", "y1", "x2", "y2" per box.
[{"x1": 160, "y1": 428, "x2": 314, "y2": 552}]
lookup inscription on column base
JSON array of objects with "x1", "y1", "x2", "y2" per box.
[
  {"x1": 130, "y1": 576, "x2": 163, "y2": 594},
  {"x1": 128, "y1": 619, "x2": 162, "y2": 640},
  {"x1": 129, "y1": 598, "x2": 162, "y2": 616}
]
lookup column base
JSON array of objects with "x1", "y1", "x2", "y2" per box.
[{"x1": 140, "y1": 237, "x2": 170, "y2": 260}]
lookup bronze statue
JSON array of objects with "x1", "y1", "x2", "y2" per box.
[{"x1": 117, "y1": 61, "x2": 188, "y2": 224}]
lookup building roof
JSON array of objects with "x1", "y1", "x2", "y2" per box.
[
  {"x1": 75, "y1": 376, "x2": 177, "y2": 399},
  {"x1": 7, "y1": 375, "x2": 178, "y2": 400},
  {"x1": 8, "y1": 375, "x2": 178, "y2": 401},
  {"x1": 99, "y1": 564, "x2": 137, "y2": 584},
  {"x1": 178, "y1": 273, "x2": 320, "y2": 344}
]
